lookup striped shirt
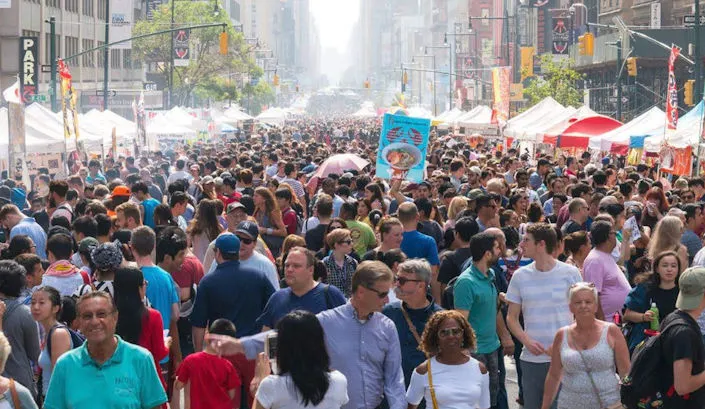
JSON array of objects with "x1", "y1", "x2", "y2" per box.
[{"x1": 505, "y1": 260, "x2": 582, "y2": 363}]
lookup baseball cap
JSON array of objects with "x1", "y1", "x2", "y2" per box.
[
  {"x1": 112, "y1": 186, "x2": 131, "y2": 197},
  {"x1": 201, "y1": 176, "x2": 214, "y2": 185},
  {"x1": 235, "y1": 221, "x2": 259, "y2": 240},
  {"x1": 215, "y1": 233, "x2": 240, "y2": 255},
  {"x1": 468, "y1": 166, "x2": 482, "y2": 175},
  {"x1": 190, "y1": 164, "x2": 200, "y2": 171},
  {"x1": 226, "y1": 201, "x2": 245, "y2": 214},
  {"x1": 0, "y1": 186, "x2": 11, "y2": 204},
  {"x1": 529, "y1": 173, "x2": 543, "y2": 190},
  {"x1": 676, "y1": 266, "x2": 705, "y2": 310},
  {"x1": 78, "y1": 237, "x2": 99, "y2": 254}
]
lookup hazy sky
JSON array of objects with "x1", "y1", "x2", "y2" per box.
[{"x1": 310, "y1": 0, "x2": 360, "y2": 52}]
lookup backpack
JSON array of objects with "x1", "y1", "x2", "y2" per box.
[
  {"x1": 442, "y1": 276, "x2": 459, "y2": 310},
  {"x1": 47, "y1": 323, "x2": 86, "y2": 356},
  {"x1": 620, "y1": 316, "x2": 690, "y2": 409},
  {"x1": 284, "y1": 208, "x2": 304, "y2": 236}
]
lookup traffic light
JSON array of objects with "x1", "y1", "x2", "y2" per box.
[
  {"x1": 626, "y1": 57, "x2": 637, "y2": 77},
  {"x1": 219, "y1": 31, "x2": 228, "y2": 55},
  {"x1": 520, "y1": 47, "x2": 534, "y2": 81},
  {"x1": 583, "y1": 33, "x2": 594, "y2": 56},
  {"x1": 685, "y1": 79, "x2": 695, "y2": 106},
  {"x1": 272, "y1": 73, "x2": 279, "y2": 86}
]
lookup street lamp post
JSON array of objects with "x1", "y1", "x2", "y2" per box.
[
  {"x1": 429, "y1": 42, "x2": 452, "y2": 111},
  {"x1": 445, "y1": 31, "x2": 476, "y2": 110}
]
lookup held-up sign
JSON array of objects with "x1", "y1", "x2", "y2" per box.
[{"x1": 19, "y1": 37, "x2": 38, "y2": 105}]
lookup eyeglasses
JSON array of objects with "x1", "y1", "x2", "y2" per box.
[
  {"x1": 338, "y1": 239, "x2": 353, "y2": 245},
  {"x1": 438, "y1": 327, "x2": 464, "y2": 338},
  {"x1": 363, "y1": 285, "x2": 389, "y2": 299},
  {"x1": 570, "y1": 282, "x2": 596, "y2": 288},
  {"x1": 395, "y1": 276, "x2": 424, "y2": 286},
  {"x1": 80, "y1": 310, "x2": 115, "y2": 321},
  {"x1": 683, "y1": 195, "x2": 695, "y2": 200},
  {"x1": 237, "y1": 236, "x2": 254, "y2": 245}
]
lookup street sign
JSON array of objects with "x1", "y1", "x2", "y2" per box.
[
  {"x1": 41, "y1": 65, "x2": 52, "y2": 73},
  {"x1": 95, "y1": 90, "x2": 117, "y2": 97},
  {"x1": 29, "y1": 95, "x2": 47, "y2": 102},
  {"x1": 143, "y1": 82, "x2": 158, "y2": 91},
  {"x1": 684, "y1": 15, "x2": 705, "y2": 26}
]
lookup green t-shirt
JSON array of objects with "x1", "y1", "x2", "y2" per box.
[{"x1": 453, "y1": 264, "x2": 500, "y2": 354}]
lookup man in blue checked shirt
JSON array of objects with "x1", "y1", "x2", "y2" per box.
[{"x1": 207, "y1": 260, "x2": 407, "y2": 409}]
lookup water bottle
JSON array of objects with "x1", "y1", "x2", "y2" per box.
[{"x1": 649, "y1": 303, "x2": 660, "y2": 331}]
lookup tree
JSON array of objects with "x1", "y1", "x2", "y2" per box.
[
  {"x1": 132, "y1": 1, "x2": 260, "y2": 106},
  {"x1": 241, "y1": 80, "x2": 275, "y2": 116},
  {"x1": 523, "y1": 55, "x2": 584, "y2": 108}
]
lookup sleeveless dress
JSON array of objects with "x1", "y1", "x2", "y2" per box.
[
  {"x1": 557, "y1": 324, "x2": 620, "y2": 409},
  {"x1": 259, "y1": 213, "x2": 284, "y2": 258}
]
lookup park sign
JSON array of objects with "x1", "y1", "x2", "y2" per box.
[{"x1": 19, "y1": 36, "x2": 38, "y2": 105}]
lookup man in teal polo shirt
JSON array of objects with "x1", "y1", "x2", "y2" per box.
[
  {"x1": 44, "y1": 292, "x2": 167, "y2": 409},
  {"x1": 454, "y1": 232, "x2": 514, "y2": 409}
]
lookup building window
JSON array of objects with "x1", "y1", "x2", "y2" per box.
[
  {"x1": 82, "y1": 39, "x2": 94, "y2": 67},
  {"x1": 21, "y1": 30, "x2": 40, "y2": 38},
  {"x1": 123, "y1": 49, "x2": 132, "y2": 69},
  {"x1": 66, "y1": 0, "x2": 79, "y2": 13},
  {"x1": 46, "y1": 0, "x2": 60, "y2": 8},
  {"x1": 97, "y1": 0, "x2": 107, "y2": 19},
  {"x1": 111, "y1": 49, "x2": 121, "y2": 69},
  {"x1": 97, "y1": 41, "x2": 105, "y2": 67},
  {"x1": 45, "y1": 33, "x2": 61, "y2": 65},
  {"x1": 83, "y1": 0, "x2": 93, "y2": 17},
  {"x1": 65, "y1": 37, "x2": 79, "y2": 63}
]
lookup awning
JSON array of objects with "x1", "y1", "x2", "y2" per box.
[{"x1": 545, "y1": 115, "x2": 622, "y2": 148}]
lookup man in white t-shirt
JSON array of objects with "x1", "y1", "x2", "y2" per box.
[
  {"x1": 505, "y1": 223, "x2": 582, "y2": 409},
  {"x1": 235, "y1": 221, "x2": 280, "y2": 290}
]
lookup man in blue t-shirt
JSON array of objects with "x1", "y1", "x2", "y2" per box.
[
  {"x1": 131, "y1": 227, "x2": 181, "y2": 365},
  {"x1": 256, "y1": 247, "x2": 346, "y2": 330},
  {"x1": 191, "y1": 233, "x2": 275, "y2": 351},
  {"x1": 398, "y1": 202, "x2": 440, "y2": 300}
]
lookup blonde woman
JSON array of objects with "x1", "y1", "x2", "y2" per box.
[
  {"x1": 254, "y1": 187, "x2": 288, "y2": 258},
  {"x1": 444, "y1": 197, "x2": 469, "y2": 231},
  {"x1": 647, "y1": 216, "x2": 688, "y2": 272},
  {"x1": 541, "y1": 282, "x2": 630, "y2": 409}
]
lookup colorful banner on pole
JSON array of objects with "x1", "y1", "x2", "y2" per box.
[
  {"x1": 132, "y1": 91, "x2": 147, "y2": 153},
  {"x1": 491, "y1": 67, "x2": 510, "y2": 125},
  {"x1": 551, "y1": 13, "x2": 569, "y2": 55},
  {"x1": 666, "y1": 46, "x2": 680, "y2": 131},
  {"x1": 375, "y1": 113, "x2": 430, "y2": 183},
  {"x1": 174, "y1": 29, "x2": 190, "y2": 67},
  {"x1": 110, "y1": 0, "x2": 134, "y2": 49},
  {"x1": 19, "y1": 36, "x2": 38, "y2": 105},
  {"x1": 58, "y1": 59, "x2": 80, "y2": 145}
]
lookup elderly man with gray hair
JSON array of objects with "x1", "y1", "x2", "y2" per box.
[{"x1": 383, "y1": 259, "x2": 443, "y2": 388}]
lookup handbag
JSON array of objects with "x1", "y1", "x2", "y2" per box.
[
  {"x1": 426, "y1": 359, "x2": 440, "y2": 409},
  {"x1": 576, "y1": 340, "x2": 623, "y2": 409}
]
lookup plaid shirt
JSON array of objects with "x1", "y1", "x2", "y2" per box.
[{"x1": 323, "y1": 254, "x2": 358, "y2": 298}]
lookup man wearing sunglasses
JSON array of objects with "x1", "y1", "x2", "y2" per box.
[
  {"x1": 235, "y1": 221, "x2": 280, "y2": 290},
  {"x1": 382, "y1": 259, "x2": 442, "y2": 389}
]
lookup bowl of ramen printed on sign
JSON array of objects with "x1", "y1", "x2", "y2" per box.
[{"x1": 381, "y1": 142, "x2": 422, "y2": 180}]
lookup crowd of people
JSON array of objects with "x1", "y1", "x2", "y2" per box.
[{"x1": 0, "y1": 122, "x2": 704, "y2": 409}]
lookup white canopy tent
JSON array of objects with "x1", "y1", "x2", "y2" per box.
[
  {"x1": 147, "y1": 114, "x2": 198, "y2": 142},
  {"x1": 0, "y1": 107, "x2": 68, "y2": 157},
  {"x1": 26, "y1": 103, "x2": 109, "y2": 153},
  {"x1": 434, "y1": 108, "x2": 464, "y2": 122},
  {"x1": 504, "y1": 97, "x2": 565, "y2": 139},
  {"x1": 643, "y1": 101, "x2": 704, "y2": 152},
  {"x1": 590, "y1": 106, "x2": 665, "y2": 152},
  {"x1": 534, "y1": 106, "x2": 596, "y2": 142},
  {"x1": 351, "y1": 106, "x2": 377, "y2": 118},
  {"x1": 220, "y1": 106, "x2": 253, "y2": 122},
  {"x1": 164, "y1": 106, "x2": 208, "y2": 132},
  {"x1": 406, "y1": 106, "x2": 433, "y2": 119},
  {"x1": 510, "y1": 107, "x2": 578, "y2": 143},
  {"x1": 455, "y1": 105, "x2": 493, "y2": 127},
  {"x1": 256, "y1": 107, "x2": 289, "y2": 125}
]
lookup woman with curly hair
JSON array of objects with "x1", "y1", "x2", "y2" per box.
[
  {"x1": 254, "y1": 187, "x2": 287, "y2": 258},
  {"x1": 187, "y1": 199, "x2": 225, "y2": 263},
  {"x1": 406, "y1": 310, "x2": 490, "y2": 409}
]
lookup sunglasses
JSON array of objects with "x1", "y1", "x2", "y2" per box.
[
  {"x1": 364, "y1": 286, "x2": 389, "y2": 299},
  {"x1": 395, "y1": 276, "x2": 423, "y2": 286},
  {"x1": 338, "y1": 239, "x2": 353, "y2": 245},
  {"x1": 237, "y1": 236, "x2": 254, "y2": 245},
  {"x1": 439, "y1": 327, "x2": 464, "y2": 338}
]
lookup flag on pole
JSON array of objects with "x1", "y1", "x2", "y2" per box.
[
  {"x1": 665, "y1": 46, "x2": 680, "y2": 132},
  {"x1": 2, "y1": 80, "x2": 20, "y2": 104}
]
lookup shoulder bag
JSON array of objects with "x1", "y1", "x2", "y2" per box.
[
  {"x1": 401, "y1": 306, "x2": 440, "y2": 409},
  {"x1": 576, "y1": 329, "x2": 623, "y2": 409}
]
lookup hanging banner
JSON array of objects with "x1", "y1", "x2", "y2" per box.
[
  {"x1": 491, "y1": 67, "x2": 511, "y2": 125},
  {"x1": 375, "y1": 113, "x2": 431, "y2": 183},
  {"x1": 551, "y1": 13, "x2": 569, "y2": 55},
  {"x1": 174, "y1": 29, "x2": 190, "y2": 67},
  {"x1": 58, "y1": 59, "x2": 80, "y2": 147},
  {"x1": 110, "y1": 0, "x2": 134, "y2": 49},
  {"x1": 131, "y1": 91, "x2": 147, "y2": 154},
  {"x1": 19, "y1": 36, "x2": 38, "y2": 105},
  {"x1": 7, "y1": 103, "x2": 25, "y2": 177},
  {"x1": 666, "y1": 46, "x2": 680, "y2": 132}
]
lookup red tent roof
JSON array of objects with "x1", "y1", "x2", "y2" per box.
[{"x1": 543, "y1": 115, "x2": 622, "y2": 148}]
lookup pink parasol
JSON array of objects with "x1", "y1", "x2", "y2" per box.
[{"x1": 312, "y1": 154, "x2": 371, "y2": 179}]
